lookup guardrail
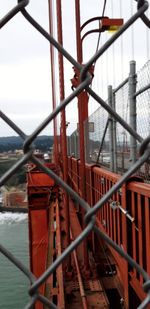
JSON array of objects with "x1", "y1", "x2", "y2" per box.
[{"x1": 68, "y1": 156, "x2": 150, "y2": 304}]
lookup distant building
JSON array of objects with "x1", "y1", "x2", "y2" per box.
[
  {"x1": 4, "y1": 191, "x2": 28, "y2": 208},
  {"x1": 14, "y1": 149, "x2": 24, "y2": 155}
]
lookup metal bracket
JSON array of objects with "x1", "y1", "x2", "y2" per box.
[{"x1": 110, "y1": 200, "x2": 135, "y2": 222}]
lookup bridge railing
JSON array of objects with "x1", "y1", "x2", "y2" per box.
[{"x1": 68, "y1": 156, "x2": 150, "y2": 303}]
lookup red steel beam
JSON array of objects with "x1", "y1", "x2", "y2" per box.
[
  {"x1": 48, "y1": 0, "x2": 59, "y2": 165},
  {"x1": 56, "y1": 200, "x2": 65, "y2": 308},
  {"x1": 75, "y1": 0, "x2": 89, "y2": 269},
  {"x1": 28, "y1": 197, "x2": 49, "y2": 309},
  {"x1": 75, "y1": 1, "x2": 88, "y2": 200},
  {"x1": 69, "y1": 198, "x2": 84, "y2": 264},
  {"x1": 138, "y1": 193, "x2": 144, "y2": 284},
  {"x1": 75, "y1": 0, "x2": 82, "y2": 64},
  {"x1": 145, "y1": 197, "x2": 150, "y2": 275},
  {"x1": 56, "y1": 0, "x2": 70, "y2": 251},
  {"x1": 121, "y1": 183, "x2": 129, "y2": 306},
  {"x1": 127, "y1": 181, "x2": 150, "y2": 196},
  {"x1": 131, "y1": 191, "x2": 137, "y2": 278},
  {"x1": 70, "y1": 230, "x2": 88, "y2": 309},
  {"x1": 129, "y1": 273, "x2": 148, "y2": 302}
]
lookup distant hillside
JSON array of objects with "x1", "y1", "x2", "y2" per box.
[{"x1": 0, "y1": 136, "x2": 54, "y2": 152}]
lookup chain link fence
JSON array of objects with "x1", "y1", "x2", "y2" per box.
[
  {"x1": 75, "y1": 60, "x2": 150, "y2": 181},
  {"x1": 0, "y1": 1, "x2": 150, "y2": 308}
]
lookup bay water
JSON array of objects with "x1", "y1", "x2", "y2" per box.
[{"x1": 0, "y1": 212, "x2": 29, "y2": 308}]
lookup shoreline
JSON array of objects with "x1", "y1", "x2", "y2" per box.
[{"x1": 0, "y1": 206, "x2": 28, "y2": 213}]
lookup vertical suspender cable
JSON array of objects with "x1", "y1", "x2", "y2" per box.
[
  {"x1": 146, "y1": 11, "x2": 150, "y2": 60},
  {"x1": 111, "y1": 0, "x2": 116, "y2": 87},
  {"x1": 131, "y1": 0, "x2": 135, "y2": 60},
  {"x1": 146, "y1": 27, "x2": 150, "y2": 60},
  {"x1": 95, "y1": 0, "x2": 107, "y2": 54},
  {"x1": 90, "y1": 0, "x2": 107, "y2": 131},
  {"x1": 119, "y1": 0, "x2": 125, "y2": 162},
  {"x1": 119, "y1": 0, "x2": 124, "y2": 82},
  {"x1": 105, "y1": 32, "x2": 109, "y2": 87},
  {"x1": 75, "y1": 0, "x2": 89, "y2": 269},
  {"x1": 48, "y1": 0, "x2": 59, "y2": 165},
  {"x1": 56, "y1": 0, "x2": 70, "y2": 252},
  {"x1": 145, "y1": 11, "x2": 150, "y2": 135}
]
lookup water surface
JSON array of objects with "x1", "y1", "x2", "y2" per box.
[{"x1": 0, "y1": 212, "x2": 29, "y2": 309}]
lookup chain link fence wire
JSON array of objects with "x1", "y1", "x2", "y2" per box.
[
  {"x1": 136, "y1": 60, "x2": 150, "y2": 180},
  {"x1": 136, "y1": 61, "x2": 150, "y2": 138},
  {"x1": 81, "y1": 60, "x2": 150, "y2": 181},
  {"x1": 0, "y1": 0, "x2": 150, "y2": 308}
]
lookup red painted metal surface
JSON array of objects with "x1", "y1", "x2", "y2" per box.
[
  {"x1": 126, "y1": 181, "x2": 150, "y2": 299},
  {"x1": 56, "y1": 0, "x2": 70, "y2": 252},
  {"x1": 48, "y1": 0, "x2": 59, "y2": 165},
  {"x1": 70, "y1": 230, "x2": 88, "y2": 309},
  {"x1": 27, "y1": 163, "x2": 58, "y2": 309},
  {"x1": 27, "y1": 160, "x2": 111, "y2": 308},
  {"x1": 68, "y1": 156, "x2": 150, "y2": 306},
  {"x1": 27, "y1": 157, "x2": 150, "y2": 307},
  {"x1": 81, "y1": 16, "x2": 124, "y2": 32},
  {"x1": 74, "y1": 0, "x2": 90, "y2": 269},
  {"x1": 74, "y1": 0, "x2": 90, "y2": 201},
  {"x1": 69, "y1": 199, "x2": 110, "y2": 308},
  {"x1": 55, "y1": 200, "x2": 65, "y2": 308}
]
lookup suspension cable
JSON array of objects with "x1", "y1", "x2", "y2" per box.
[
  {"x1": 111, "y1": 0, "x2": 116, "y2": 87},
  {"x1": 146, "y1": 10, "x2": 150, "y2": 59},
  {"x1": 88, "y1": 0, "x2": 108, "y2": 134},
  {"x1": 119, "y1": 0, "x2": 124, "y2": 82},
  {"x1": 131, "y1": 0, "x2": 135, "y2": 60},
  {"x1": 95, "y1": 0, "x2": 107, "y2": 55}
]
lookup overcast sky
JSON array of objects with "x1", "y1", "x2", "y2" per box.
[{"x1": 0, "y1": 0, "x2": 150, "y2": 137}]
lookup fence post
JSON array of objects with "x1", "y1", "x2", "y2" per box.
[
  {"x1": 76, "y1": 131, "x2": 79, "y2": 158},
  {"x1": 108, "y1": 85, "x2": 114, "y2": 172},
  {"x1": 70, "y1": 133, "x2": 74, "y2": 156},
  {"x1": 84, "y1": 120, "x2": 90, "y2": 162},
  {"x1": 67, "y1": 136, "x2": 70, "y2": 156},
  {"x1": 74, "y1": 131, "x2": 77, "y2": 158},
  {"x1": 129, "y1": 60, "x2": 137, "y2": 166},
  {"x1": 112, "y1": 90, "x2": 117, "y2": 173}
]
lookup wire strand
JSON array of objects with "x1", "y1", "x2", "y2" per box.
[
  {"x1": 131, "y1": 0, "x2": 135, "y2": 59},
  {"x1": 95, "y1": 0, "x2": 107, "y2": 55}
]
